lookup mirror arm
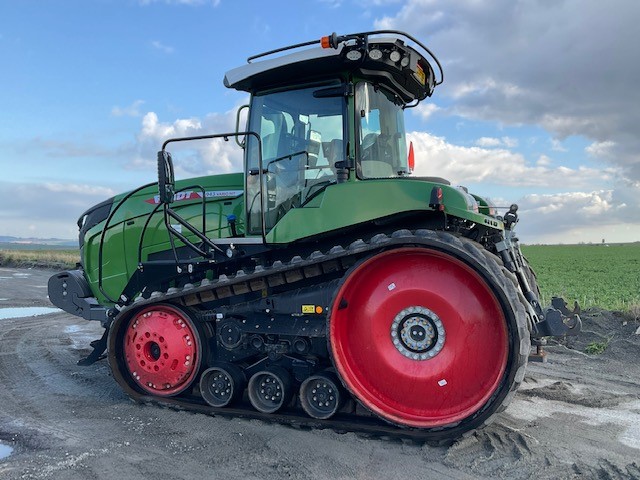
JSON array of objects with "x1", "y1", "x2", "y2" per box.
[{"x1": 235, "y1": 105, "x2": 250, "y2": 149}]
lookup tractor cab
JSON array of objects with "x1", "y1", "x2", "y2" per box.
[
  {"x1": 153, "y1": 32, "x2": 443, "y2": 246},
  {"x1": 223, "y1": 31, "x2": 443, "y2": 236}
]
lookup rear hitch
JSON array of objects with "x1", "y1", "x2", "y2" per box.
[
  {"x1": 532, "y1": 297, "x2": 582, "y2": 338},
  {"x1": 529, "y1": 297, "x2": 582, "y2": 362}
]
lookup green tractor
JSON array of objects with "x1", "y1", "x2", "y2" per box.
[{"x1": 48, "y1": 30, "x2": 580, "y2": 441}]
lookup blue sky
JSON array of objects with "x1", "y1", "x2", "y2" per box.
[{"x1": 1, "y1": 0, "x2": 639, "y2": 244}]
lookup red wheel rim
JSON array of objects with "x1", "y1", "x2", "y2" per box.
[
  {"x1": 123, "y1": 305, "x2": 200, "y2": 396},
  {"x1": 329, "y1": 248, "x2": 509, "y2": 428}
]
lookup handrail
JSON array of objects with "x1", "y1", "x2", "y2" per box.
[
  {"x1": 97, "y1": 182, "x2": 155, "y2": 304},
  {"x1": 161, "y1": 131, "x2": 264, "y2": 242}
]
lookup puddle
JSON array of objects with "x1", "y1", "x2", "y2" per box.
[
  {"x1": 0, "y1": 307, "x2": 61, "y2": 320},
  {"x1": 0, "y1": 441, "x2": 13, "y2": 460}
]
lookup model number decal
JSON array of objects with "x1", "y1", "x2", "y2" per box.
[
  {"x1": 145, "y1": 190, "x2": 243, "y2": 205},
  {"x1": 483, "y1": 218, "x2": 500, "y2": 228}
]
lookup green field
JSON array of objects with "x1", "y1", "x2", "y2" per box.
[{"x1": 522, "y1": 243, "x2": 640, "y2": 312}]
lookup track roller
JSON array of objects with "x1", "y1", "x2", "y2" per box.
[
  {"x1": 248, "y1": 366, "x2": 292, "y2": 413},
  {"x1": 200, "y1": 364, "x2": 245, "y2": 407},
  {"x1": 300, "y1": 372, "x2": 343, "y2": 419}
]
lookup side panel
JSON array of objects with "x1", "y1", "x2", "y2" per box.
[
  {"x1": 266, "y1": 179, "x2": 501, "y2": 244},
  {"x1": 83, "y1": 173, "x2": 245, "y2": 304}
]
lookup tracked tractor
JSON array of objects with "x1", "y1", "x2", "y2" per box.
[{"x1": 48, "y1": 31, "x2": 580, "y2": 441}]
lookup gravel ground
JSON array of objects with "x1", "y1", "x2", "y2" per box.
[{"x1": 0, "y1": 267, "x2": 639, "y2": 479}]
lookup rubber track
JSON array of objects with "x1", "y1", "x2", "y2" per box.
[{"x1": 109, "y1": 229, "x2": 531, "y2": 443}]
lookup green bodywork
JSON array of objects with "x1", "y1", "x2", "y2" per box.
[
  {"x1": 84, "y1": 171, "x2": 502, "y2": 305},
  {"x1": 81, "y1": 34, "x2": 504, "y2": 306}
]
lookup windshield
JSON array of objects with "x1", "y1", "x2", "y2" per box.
[
  {"x1": 246, "y1": 84, "x2": 344, "y2": 234},
  {"x1": 356, "y1": 82, "x2": 408, "y2": 178}
]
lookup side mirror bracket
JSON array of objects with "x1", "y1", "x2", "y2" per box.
[{"x1": 235, "y1": 104, "x2": 250, "y2": 149}]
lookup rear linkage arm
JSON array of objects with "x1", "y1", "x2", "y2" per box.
[{"x1": 493, "y1": 205, "x2": 581, "y2": 338}]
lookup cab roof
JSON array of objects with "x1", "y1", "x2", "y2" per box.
[{"x1": 223, "y1": 31, "x2": 442, "y2": 105}]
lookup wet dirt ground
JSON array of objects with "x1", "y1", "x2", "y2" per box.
[{"x1": 0, "y1": 267, "x2": 639, "y2": 479}]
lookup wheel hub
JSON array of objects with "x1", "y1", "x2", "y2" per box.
[
  {"x1": 123, "y1": 305, "x2": 200, "y2": 396},
  {"x1": 259, "y1": 376, "x2": 282, "y2": 402},
  {"x1": 391, "y1": 306, "x2": 445, "y2": 360},
  {"x1": 309, "y1": 382, "x2": 335, "y2": 409},
  {"x1": 211, "y1": 372, "x2": 232, "y2": 399}
]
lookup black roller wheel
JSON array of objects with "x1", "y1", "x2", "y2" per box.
[
  {"x1": 300, "y1": 372, "x2": 343, "y2": 420},
  {"x1": 200, "y1": 364, "x2": 245, "y2": 408},
  {"x1": 248, "y1": 366, "x2": 292, "y2": 414}
]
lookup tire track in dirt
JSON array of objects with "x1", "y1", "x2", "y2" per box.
[{"x1": 1, "y1": 268, "x2": 639, "y2": 480}]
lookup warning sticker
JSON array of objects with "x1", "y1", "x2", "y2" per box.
[
  {"x1": 301, "y1": 305, "x2": 316, "y2": 314},
  {"x1": 415, "y1": 64, "x2": 426, "y2": 86}
]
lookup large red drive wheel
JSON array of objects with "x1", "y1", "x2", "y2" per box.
[
  {"x1": 120, "y1": 304, "x2": 202, "y2": 397},
  {"x1": 329, "y1": 244, "x2": 520, "y2": 429}
]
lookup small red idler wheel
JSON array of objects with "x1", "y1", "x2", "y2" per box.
[
  {"x1": 329, "y1": 247, "x2": 509, "y2": 428},
  {"x1": 123, "y1": 304, "x2": 201, "y2": 396}
]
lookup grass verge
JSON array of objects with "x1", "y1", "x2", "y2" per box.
[{"x1": 0, "y1": 249, "x2": 79, "y2": 270}]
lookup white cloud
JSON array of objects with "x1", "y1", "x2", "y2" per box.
[
  {"x1": 375, "y1": 0, "x2": 640, "y2": 180},
  {"x1": 409, "y1": 131, "x2": 613, "y2": 188},
  {"x1": 448, "y1": 78, "x2": 525, "y2": 101},
  {"x1": 476, "y1": 136, "x2": 518, "y2": 148},
  {"x1": 501, "y1": 137, "x2": 518, "y2": 148},
  {"x1": 550, "y1": 138, "x2": 567, "y2": 152},
  {"x1": 516, "y1": 189, "x2": 640, "y2": 244},
  {"x1": 536, "y1": 155, "x2": 552, "y2": 167},
  {"x1": 0, "y1": 182, "x2": 116, "y2": 238},
  {"x1": 476, "y1": 137, "x2": 502, "y2": 147},
  {"x1": 412, "y1": 102, "x2": 439, "y2": 121},
  {"x1": 151, "y1": 40, "x2": 175, "y2": 54},
  {"x1": 131, "y1": 106, "x2": 245, "y2": 176},
  {"x1": 111, "y1": 100, "x2": 145, "y2": 117},
  {"x1": 586, "y1": 140, "x2": 616, "y2": 159},
  {"x1": 411, "y1": 130, "x2": 638, "y2": 244},
  {"x1": 140, "y1": 112, "x2": 202, "y2": 142},
  {"x1": 42, "y1": 183, "x2": 115, "y2": 197}
]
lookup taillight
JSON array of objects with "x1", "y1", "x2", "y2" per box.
[{"x1": 429, "y1": 187, "x2": 445, "y2": 211}]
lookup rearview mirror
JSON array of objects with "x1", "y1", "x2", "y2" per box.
[{"x1": 157, "y1": 150, "x2": 175, "y2": 204}]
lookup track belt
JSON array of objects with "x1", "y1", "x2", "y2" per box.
[{"x1": 109, "y1": 229, "x2": 520, "y2": 444}]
